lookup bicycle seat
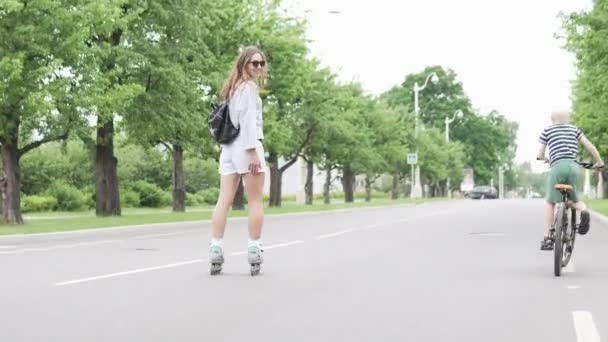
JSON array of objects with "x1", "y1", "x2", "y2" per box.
[{"x1": 555, "y1": 184, "x2": 573, "y2": 192}]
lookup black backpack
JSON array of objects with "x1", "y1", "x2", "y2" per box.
[{"x1": 208, "y1": 100, "x2": 239, "y2": 144}]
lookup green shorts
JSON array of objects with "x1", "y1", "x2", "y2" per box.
[{"x1": 546, "y1": 159, "x2": 579, "y2": 203}]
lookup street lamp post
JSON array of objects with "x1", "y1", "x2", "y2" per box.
[
  {"x1": 411, "y1": 72, "x2": 439, "y2": 198},
  {"x1": 499, "y1": 165, "x2": 505, "y2": 199},
  {"x1": 444, "y1": 110, "x2": 463, "y2": 198}
]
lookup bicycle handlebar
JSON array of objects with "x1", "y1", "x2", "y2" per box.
[
  {"x1": 576, "y1": 160, "x2": 604, "y2": 170},
  {"x1": 536, "y1": 158, "x2": 604, "y2": 170}
]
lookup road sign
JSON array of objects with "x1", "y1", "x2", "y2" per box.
[{"x1": 407, "y1": 153, "x2": 417, "y2": 165}]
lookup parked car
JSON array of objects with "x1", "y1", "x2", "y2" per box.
[
  {"x1": 526, "y1": 191, "x2": 543, "y2": 199},
  {"x1": 470, "y1": 186, "x2": 498, "y2": 199}
]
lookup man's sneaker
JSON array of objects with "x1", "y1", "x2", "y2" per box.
[
  {"x1": 578, "y1": 210, "x2": 591, "y2": 235},
  {"x1": 540, "y1": 236, "x2": 554, "y2": 251}
]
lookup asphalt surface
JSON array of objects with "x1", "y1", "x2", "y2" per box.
[{"x1": 1, "y1": 199, "x2": 607, "y2": 342}]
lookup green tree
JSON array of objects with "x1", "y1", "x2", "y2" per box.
[
  {"x1": 78, "y1": 1, "x2": 146, "y2": 217},
  {"x1": 262, "y1": 42, "x2": 324, "y2": 206},
  {"x1": 383, "y1": 65, "x2": 473, "y2": 131},
  {"x1": 417, "y1": 128, "x2": 466, "y2": 197},
  {"x1": 383, "y1": 66, "x2": 518, "y2": 191},
  {"x1": 313, "y1": 83, "x2": 368, "y2": 203},
  {"x1": 1, "y1": 0, "x2": 88, "y2": 224},
  {"x1": 563, "y1": 1, "x2": 608, "y2": 196},
  {"x1": 452, "y1": 111, "x2": 517, "y2": 185},
  {"x1": 124, "y1": 0, "x2": 212, "y2": 212},
  {"x1": 298, "y1": 67, "x2": 339, "y2": 205},
  {"x1": 353, "y1": 100, "x2": 407, "y2": 202}
]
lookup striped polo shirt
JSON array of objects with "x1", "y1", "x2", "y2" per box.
[{"x1": 539, "y1": 124, "x2": 584, "y2": 166}]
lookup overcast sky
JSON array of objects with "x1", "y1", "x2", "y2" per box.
[{"x1": 283, "y1": 0, "x2": 593, "y2": 172}]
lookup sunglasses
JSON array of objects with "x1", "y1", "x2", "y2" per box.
[{"x1": 249, "y1": 60, "x2": 266, "y2": 68}]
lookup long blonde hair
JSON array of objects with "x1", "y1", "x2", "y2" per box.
[{"x1": 221, "y1": 46, "x2": 267, "y2": 100}]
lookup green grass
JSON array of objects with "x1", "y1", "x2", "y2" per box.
[
  {"x1": 589, "y1": 200, "x2": 608, "y2": 217},
  {"x1": 0, "y1": 197, "x2": 436, "y2": 236}
]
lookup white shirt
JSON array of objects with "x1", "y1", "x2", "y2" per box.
[{"x1": 226, "y1": 80, "x2": 264, "y2": 150}]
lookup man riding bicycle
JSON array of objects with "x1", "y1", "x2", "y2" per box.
[{"x1": 537, "y1": 110, "x2": 604, "y2": 251}]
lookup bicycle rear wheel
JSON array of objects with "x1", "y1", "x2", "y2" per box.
[
  {"x1": 563, "y1": 208, "x2": 576, "y2": 267},
  {"x1": 554, "y1": 203, "x2": 566, "y2": 277}
]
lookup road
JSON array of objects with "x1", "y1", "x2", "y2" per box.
[{"x1": 1, "y1": 199, "x2": 607, "y2": 342}]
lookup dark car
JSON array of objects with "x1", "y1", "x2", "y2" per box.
[{"x1": 470, "y1": 186, "x2": 498, "y2": 199}]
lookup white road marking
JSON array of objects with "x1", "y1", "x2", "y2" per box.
[
  {"x1": 0, "y1": 230, "x2": 202, "y2": 255},
  {"x1": 572, "y1": 311, "x2": 601, "y2": 342},
  {"x1": 0, "y1": 240, "x2": 121, "y2": 255},
  {"x1": 358, "y1": 211, "x2": 457, "y2": 231},
  {"x1": 6, "y1": 208, "x2": 454, "y2": 255},
  {"x1": 55, "y1": 259, "x2": 204, "y2": 286},
  {"x1": 52, "y1": 209, "x2": 456, "y2": 285},
  {"x1": 469, "y1": 232, "x2": 509, "y2": 237},
  {"x1": 231, "y1": 240, "x2": 304, "y2": 256},
  {"x1": 312, "y1": 211, "x2": 457, "y2": 240},
  {"x1": 315, "y1": 230, "x2": 354, "y2": 240},
  {"x1": 125, "y1": 230, "x2": 201, "y2": 241},
  {"x1": 567, "y1": 285, "x2": 581, "y2": 290}
]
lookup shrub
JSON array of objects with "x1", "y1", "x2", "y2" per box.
[
  {"x1": 198, "y1": 188, "x2": 219, "y2": 205},
  {"x1": 130, "y1": 181, "x2": 165, "y2": 208},
  {"x1": 22, "y1": 195, "x2": 58, "y2": 213},
  {"x1": 46, "y1": 181, "x2": 87, "y2": 211},
  {"x1": 121, "y1": 189, "x2": 141, "y2": 208}
]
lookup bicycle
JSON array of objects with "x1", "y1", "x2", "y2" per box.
[{"x1": 550, "y1": 160, "x2": 603, "y2": 277}]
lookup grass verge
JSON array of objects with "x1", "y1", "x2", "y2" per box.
[
  {"x1": 589, "y1": 199, "x2": 608, "y2": 217},
  {"x1": 0, "y1": 197, "x2": 434, "y2": 236}
]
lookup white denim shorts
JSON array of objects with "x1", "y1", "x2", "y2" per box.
[{"x1": 218, "y1": 144, "x2": 266, "y2": 176}]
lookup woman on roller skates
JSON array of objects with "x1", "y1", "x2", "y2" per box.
[{"x1": 209, "y1": 46, "x2": 267, "y2": 276}]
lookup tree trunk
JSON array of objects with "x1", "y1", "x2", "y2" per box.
[
  {"x1": 391, "y1": 164, "x2": 399, "y2": 200},
  {"x1": 305, "y1": 160, "x2": 314, "y2": 205},
  {"x1": 324, "y1": 168, "x2": 331, "y2": 204},
  {"x1": 365, "y1": 175, "x2": 372, "y2": 202},
  {"x1": 232, "y1": 176, "x2": 245, "y2": 210},
  {"x1": 268, "y1": 152, "x2": 282, "y2": 207},
  {"x1": 602, "y1": 169, "x2": 608, "y2": 198},
  {"x1": 421, "y1": 177, "x2": 427, "y2": 198},
  {"x1": 172, "y1": 144, "x2": 186, "y2": 212},
  {"x1": 0, "y1": 173, "x2": 3, "y2": 217},
  {"x1": 1, "y1": 138, "x2": 23, "y2": 224},
  {"x1": 342, "y1": 164, "x2": 355, "y2": 203},
  {"x1": 95, "y1": 118, "x2": 121, "y2": 217}
]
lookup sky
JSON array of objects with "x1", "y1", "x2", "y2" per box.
[{"x1": 283, "y1": 0, "x2": 594, "y2": 172}]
